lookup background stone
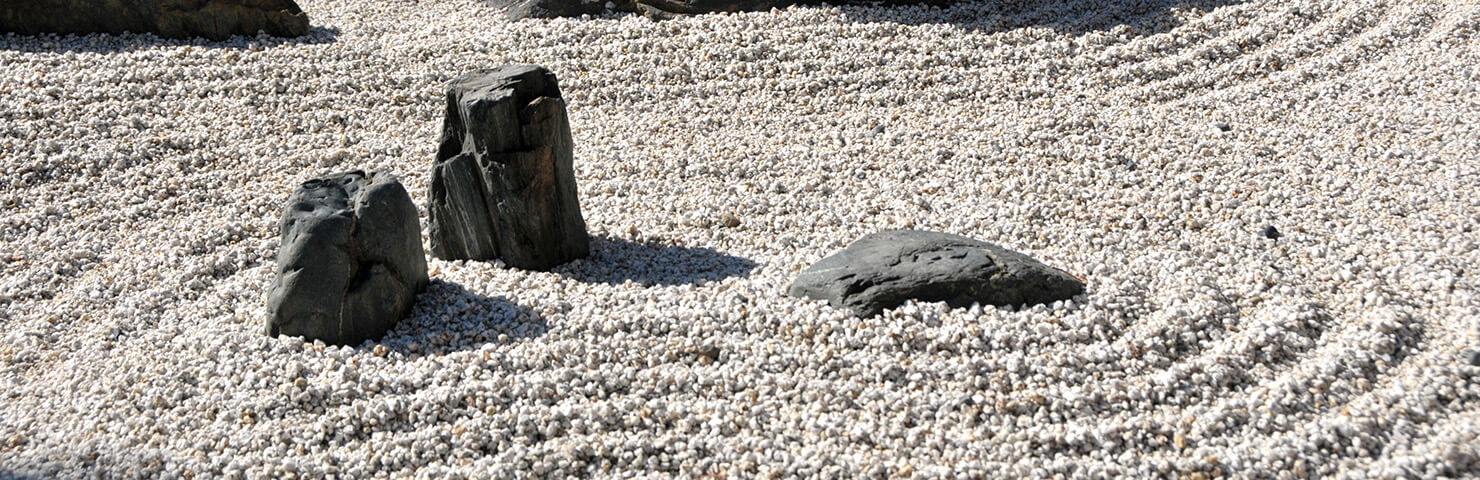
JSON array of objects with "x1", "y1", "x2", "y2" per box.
[
  {"x1": 486, "y1": 0, "x2": 954, "y2": 20},
  {"x1": 0, "y1": 0, "x2": 310, "y2": 40}
]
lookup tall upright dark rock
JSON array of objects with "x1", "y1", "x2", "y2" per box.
[
  {"x1": 266, "y1": 171, "x2": 428, "y2": 346},
  {"x1": 428, "y1": 65, "x2": 590, "y2": 271}
]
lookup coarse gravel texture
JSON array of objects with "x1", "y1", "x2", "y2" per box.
[{"x1": 3, "y1": 0, "x2": 1480, "y2": 478}]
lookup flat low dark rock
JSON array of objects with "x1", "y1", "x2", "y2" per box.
[
  {"x1": 789, "y1": 230, "x2": 1085, "y2": 317},
  {"x1": 427, "y1": 65, "x2": 590, "y2": 271},
  {"x1": 266, "y1": 171, "x2": 428, "y2": 346},
  {"x1": 491, "y1": 0, "x2": 606, "y2": 19},
  {"x1": 1, "y1": 0, "x2": 309, "y2": 40},
  {"x1": 487, "y1": 0, "x2": 954, "y2": 20}
]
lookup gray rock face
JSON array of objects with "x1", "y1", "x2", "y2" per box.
[
  {"x1": 488, "y1": 0, "x2": 954, "y2": 20},
  {"x1": 1, "y1": 0, "x2": 310, "y2": 40},
  {"x1": 266, "y1": 171, "x2": 429, "y2": 346},
  {"x1": 428, "y1": 65, "x2": 590, "y2": 271},
  {"x1": 789, "y1": 230, "x2": 1085, "y2": 317}
]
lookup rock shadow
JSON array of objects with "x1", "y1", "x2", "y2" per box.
[
  {"x1": 0, "y1": 468, "x2": 42, "y2": 480},
  {"x1": 833, "y1": 0, "x2": 1245, "y2": 37},
  {"x1": 555, "y1": 235, "x2": 759, "y2": 286},
  {"x1": 0, "y1": 26, "x2": 339, "y2": 52},
  {"x1": 370, "y1": 279, "x2": 546, "y2": 356}
]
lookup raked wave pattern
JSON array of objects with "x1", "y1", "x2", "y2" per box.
[{"x1": 1, "y1": 0, "x2": 1478, "y2": 477}]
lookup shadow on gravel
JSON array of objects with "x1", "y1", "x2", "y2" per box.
[
  {"x1": 0, "y1": 468, "x2": 41, "y2": 480},
  {"x1": 0, "y1": 26, "x2": 339, "y2": 52},
  {"x1": 836, "y1": 0, "x2": 1244, "y2": 37},
  {"x1": 556, "y1": 235, "x2": 759, "y2": 287},
  {"x1": 372, "y1": 280, "x2": 546, "y2": 356}
]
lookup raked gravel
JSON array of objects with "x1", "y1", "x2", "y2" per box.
[{"x1": 3, "y1": 0, "x2": 1480, "y2": 477}]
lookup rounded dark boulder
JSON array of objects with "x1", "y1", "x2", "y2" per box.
[{"x1": 266, "y1": 171, "x2": 428, "y2": 346}]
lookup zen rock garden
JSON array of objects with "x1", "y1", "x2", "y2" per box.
[{"x1": 264, "y1": 64, "x2": 1085, "y2": 345}]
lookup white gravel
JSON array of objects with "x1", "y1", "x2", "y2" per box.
[{"x1": 3, "y1": 0, "x2": 1480, "y2": 477}]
